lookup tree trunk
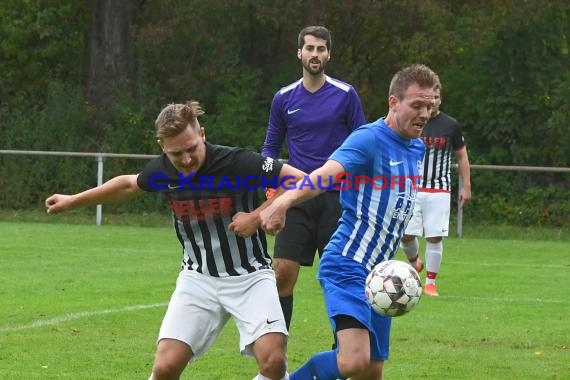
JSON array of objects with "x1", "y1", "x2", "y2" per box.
[{"x1": 85, "y1": 0, "x2": 136, "y2": 137}]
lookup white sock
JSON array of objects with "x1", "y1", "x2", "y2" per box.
[
  {"x1": 401, "y1": 238, "x2": 420, "y2": 266},
  {"x1": 425, "y1": 241, "x2": 443, "y2": 285}
]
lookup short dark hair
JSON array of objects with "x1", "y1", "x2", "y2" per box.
[
  {"x1": 298, "y1": 26, "x2": 331, "y2": 50},
  {"x1": 389, "y1": 64, "x2": 440, "y2": 100}
]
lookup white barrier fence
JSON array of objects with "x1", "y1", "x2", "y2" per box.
[
  {"x1": 1, "y1": 150, "x2": 569, "y2": 236},
  {"x1": 0, "y1": 149, "x2": 157, "y2": 226},
  {"x1": 454, "y1": 164, "x2": 570, "y2": 237}
]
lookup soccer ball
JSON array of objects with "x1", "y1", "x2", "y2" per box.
[{"x1": 365, "y1": 260, "x2": 422, "y2": 317}]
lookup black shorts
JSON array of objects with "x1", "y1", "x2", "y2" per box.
[{"x1": 273, "y1": 191, "x2": 341, "y2": 266}]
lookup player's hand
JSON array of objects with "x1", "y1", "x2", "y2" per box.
[
  {"x1": 265, "y1": 188, "x2": 278, "y2": 200},
  {"x1": 459, "y1": 187, "x2": 471, "y2": 208},
  {"x1": 229, "y1": 212, "x2": 259, "y2": 238},
  {"x1": 45, "y1": 194, "x2": 73, "y2": 214},
  {"x1": 260, "y1": 202, "x2": 286, "y2": 235}
]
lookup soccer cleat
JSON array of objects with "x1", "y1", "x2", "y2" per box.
[
  {"x1": 414, "y1": 257, "x2": 424, "y2": 273},
  {"x1": 424, "y1": 284, "x2": 439, "y2": 296}
]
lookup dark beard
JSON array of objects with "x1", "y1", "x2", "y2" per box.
[{"x1": 302, "y1": 60, "x2": 325, "y2": 75}]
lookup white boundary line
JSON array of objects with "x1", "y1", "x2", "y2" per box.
[
  {"x1": 1, "y1": 302, "x2": 168, "y2": 333},
  {"x1": 443, "y1": 295, "x2": 568, "y2": 304},
  {"x1": 445, "y1": 261, "x2": 567, "y2": 269},
  {"x1": 2, "y1": 293, "x2": 568, "y2": 334}
]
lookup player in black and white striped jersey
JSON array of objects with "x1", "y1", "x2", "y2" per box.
[
  {"x1": 138, "y1": 145, "x2": 280, "y2": 277},
  {"x1": 400, "y1": 79, "x2": 472, "y2": 297},
  {"x1": 45, "y1": 100, "x2": 305, "y2": 380}
]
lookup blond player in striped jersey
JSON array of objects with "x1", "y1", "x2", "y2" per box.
[{"x1": 46, "y1": 101, "x2": 307, "y2": 380}]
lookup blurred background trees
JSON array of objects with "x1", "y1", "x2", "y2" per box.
[{"x1": 1, "y1": 0, "x2": 568, "y2": 225}]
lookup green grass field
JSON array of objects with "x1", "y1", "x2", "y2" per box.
[{"x1": 1, "y1": 220, "x2": 569, "y2": 379}]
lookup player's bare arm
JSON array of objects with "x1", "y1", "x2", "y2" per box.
[
  {"x1": 229, "y1": 163, "x2": 306, "y2": 237},
  {"x1": 455, "y1": 146, "x2": 471, "y2": 207},
  {"x1": 45, "y1": 174, "x2": 144, "y2": 214},
  {"x1": 260, "y1": 159, "x2": 344, "y2": 235}
]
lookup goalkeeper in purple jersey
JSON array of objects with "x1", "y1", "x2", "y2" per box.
[
  {"x1": 262, "y1": 25, "x2": 366, "y2": 331},
  {"x1": 260, "y1": 64, "x2": 439, "y2": 380}
]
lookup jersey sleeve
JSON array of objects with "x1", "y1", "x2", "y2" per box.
[
  {"x1": 231, "y1": 149, "x2": 284, "y2": 187},
  {"x1": 346, "y1": 87, "x2": 367, "y2": 131},
  {"x1": 136, "y1": 156, "x2": 168, "y2": 192},
  {"x1": 261, "y1": 92, "x2": 286, "y2": 159},
  {"x1": 452, "y1": 122, "x2": 466, "y2": 150},
  {"x1": 329, "y1": 126, "x2": 375, "y2": 174}
]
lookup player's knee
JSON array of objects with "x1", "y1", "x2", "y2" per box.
[
  {"x1": 275, "y1": 272, "x2": 294, "y2": 294},
  {"x1": 257, "y1": 349, "x2": 287, "y2": 379},
  {"x1": 274, "y1": 261, "x2": 298, "y2": 294},
  {"x1": 426, "y1": 236, "x2": 443, "y2": 243},
  {"x1": 152, "y1": 339, "x2": 191, "y2": 379},
  {"x1": 337, "y1": 352, "x2": 370, "y2": 377},
  {"x1": 151, "y1": 359, "x2": 184, "y2": 380},
  {"x1": 360, "y1": 361, "x2": 383, "y2": 379}
]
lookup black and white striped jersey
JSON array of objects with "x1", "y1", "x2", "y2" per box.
[
  {"x1": 419, "y1": 112, "x2": 465, "y2": 192},
  {"x1": 137, "y1": 142, "x2": 283, "y2": 277}
]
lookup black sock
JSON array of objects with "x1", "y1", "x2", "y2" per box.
[{"x1": 279, "y1": 295, "x2": 293, "y2": 330}]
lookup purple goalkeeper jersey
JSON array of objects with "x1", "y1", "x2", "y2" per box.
[{"x1": 262, "y1": 75, "x2": 366, "y2": 174}]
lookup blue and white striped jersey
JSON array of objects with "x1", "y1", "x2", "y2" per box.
[{"x1": 325, "y1": 118, "x2": 425, "y2": 271}]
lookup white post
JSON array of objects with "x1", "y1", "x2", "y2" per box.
[{"x1": 96, "y1": 154, "x2": 104, "y2": 226}]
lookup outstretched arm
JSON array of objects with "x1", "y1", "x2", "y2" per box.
[
  {"x1": 260, "y1": 159, "x2": 345, "y2": 235},
  {"x1": 45, "y1": 174, "x2": 144, "y2": 214}
]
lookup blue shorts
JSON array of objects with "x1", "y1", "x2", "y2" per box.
[{"x1": 318, "y1": 252, "x2": 392, "y2": 361}]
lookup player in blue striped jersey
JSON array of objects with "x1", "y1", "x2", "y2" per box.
[{"x1": 260, "y1": 64, "x2": 439, "y2": 380}]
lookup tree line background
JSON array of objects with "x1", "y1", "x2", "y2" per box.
[{"x1": 0, "y1": 0, "x2": 569, "y2": 226}]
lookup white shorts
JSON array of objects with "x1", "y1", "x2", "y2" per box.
[
  {"x1": 405, "y1": 191, "x2": 451, "y2": 238},
  {"x1": 157, "y1": 269, "x2": 287, "y2": 361}
]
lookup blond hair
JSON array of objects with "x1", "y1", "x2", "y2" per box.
[{"x1": 155, "y1": 100, "x2": 205, "y2": 139}]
